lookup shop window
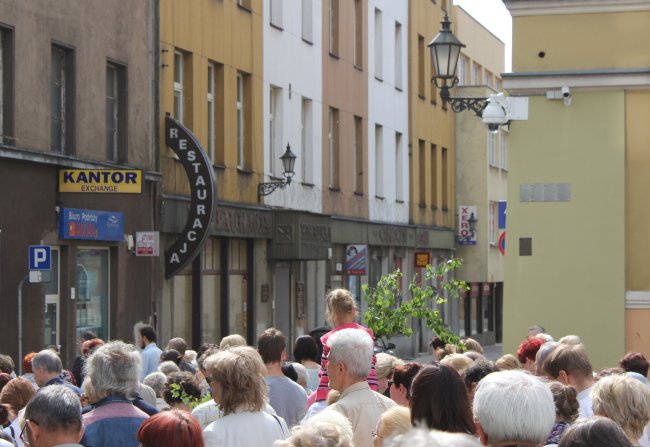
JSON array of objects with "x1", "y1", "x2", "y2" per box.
[{"x1": 76, "y1": 249, "x2": 110, "y2": 340}]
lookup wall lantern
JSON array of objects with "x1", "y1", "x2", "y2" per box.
[
  {"x1": 429, "y1": 13, "x2": 509, "y2": 130},
  {"x1": 258, "y1": 143, "x2": 297, "y2": 200}
]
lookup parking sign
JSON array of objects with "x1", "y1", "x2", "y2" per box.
[{"x1": 29, "y1": 245, "x2": 51, "y2": 271}]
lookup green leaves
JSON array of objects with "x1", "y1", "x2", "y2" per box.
[{"x1": 362, "y1": 259, "x2": 469, "y2": 349}]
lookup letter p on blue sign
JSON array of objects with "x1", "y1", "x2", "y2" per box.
[{"x1": 29, "y1": 245, "x2": 51, "y2": 271}]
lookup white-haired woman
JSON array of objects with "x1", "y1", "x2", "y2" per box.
[
  {"x1": 203, "y1": 346, "x2": 289, "y2": 447},
  {"x1": 275, "y1": 410, "x2": 353, "y2": 447}
]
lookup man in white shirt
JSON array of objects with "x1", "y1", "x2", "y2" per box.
[{"x1": 139, "y1": 325, "x2": 162, "y2": 381}]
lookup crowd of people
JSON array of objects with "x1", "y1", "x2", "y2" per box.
[{"x1": 0, "y1": 292, "x2": 648, "y2": 447}]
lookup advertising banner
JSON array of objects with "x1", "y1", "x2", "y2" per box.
[
  {"x1": 59, "y1": 169, "x2": 142, "y2": 193},
  {"x1": 346, "y1": 245, "x2": 367, "y2": 275},
  {"x1": 59, "y1": 208, "x2": 124, "y2": 241},
  {"x1": 458, "y1": 206, "x2": 477, "y2": 245}
]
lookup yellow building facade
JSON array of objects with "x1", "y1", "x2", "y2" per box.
[
  {"x1": 159, "y1": 0, "x2": 270, "y2": 345},
  {"x1": 408, "y1": 1, "x2": 455, "y2": 230},
  {"x1": 503, "y1": 0, "x2": 650, "y2": 369}
]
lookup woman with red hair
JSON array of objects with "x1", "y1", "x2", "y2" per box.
[
  {"x1": 137, "y1": 409, "x2": 204, "y2": 447},
  {"x1": 517, "y1": 337, "x2": 545, "y2": 373}
]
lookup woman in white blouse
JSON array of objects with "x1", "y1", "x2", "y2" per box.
[{"x1": 203, "y1": 346, "x2": 289, "y2": 447}]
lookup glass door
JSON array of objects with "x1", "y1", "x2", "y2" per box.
[
  {"x1": 44, "y1": 248, "x2": 60, "y2": 348},
  {"x1": 76, "y1": 249, "x2": 110, "y2": 340}
]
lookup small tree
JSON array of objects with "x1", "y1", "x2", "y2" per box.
[{"x1": 362, "y1": 258, "x2": 468, "y2": 349}]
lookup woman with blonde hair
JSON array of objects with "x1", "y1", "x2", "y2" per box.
[
  {"x1": 373, "y1": 406, "x2": 411, "y2": 447},
  {"x1": 545, "y1": 381, "x2": 579, "y2": 446},
  {"x1": 591, "y1": 374, "x2": 650, "y2": 446},
  {"x1": 203, "y1": 346, "x2": 288, "y2": 447},
  {"x1": 495, "y1": 353, "x2": 521, "y2": 371},
  {"x1": 375, "y1": 353, "x2": 403, "y2": 396}
]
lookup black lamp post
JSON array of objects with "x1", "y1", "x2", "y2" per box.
[
  {"x1": 468, "y1": 212, "x2": 477, "y2": 239},
  {"x1": 258, "y1": 143, "x2": 297, "y2": 200},
  {"x1": 428, "y1": 12, "x2": 506, "y2": 124}
]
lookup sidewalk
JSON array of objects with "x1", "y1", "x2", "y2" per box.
[{"x1": 412, "y1": 343, "x2": 503, "y2": 364}]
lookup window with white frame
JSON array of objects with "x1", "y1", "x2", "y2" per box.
[
  {"x1": 269, "y1": 86, "x2": 283, "y2": 177},
  {"x1": 302, "y1": 0, "x2": 313, "y2": 42},
  {"x1": 375, "y1": 124, "x2": 383, "y2": 198},
  {"x1": 237, "y1": 72, "x2": 244, "y2": 168},
  {"x1": 270, "y1": 0, "x2": 283, "y2": 28},
  {"x1": 396, "y1": 132, "x2": 403, "y2": 201},
  {"x1": 489, "y1": 201, "x2": 498, "y2": 245},
  {"x1": 500, "y1": 130, "x2": 508, "y2": 170},
  {"x1": 301, "y1": 97, "x2": 313, "y2": 183},
  {"x1": 472, "y1": 62, "x2": 481, "y2": 86},
  {"x1": 207, "y1": 62, "x2": 215, "y2": 162},
  {"x1": 374, "y1": 8, "x2": 383, "y2": 80},
  {"x1": 173, "y1": 51, "x2": 184, "y2": 123},
  {"x1": 488, "y1": 132, "x2": 497, "y2": 167},
  {"x1": 394, "y1": 22, "x2": 402, "y2": 89}
]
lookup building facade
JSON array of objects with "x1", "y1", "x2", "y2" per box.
[
  {"x1": 502, "y1": 0, "x2": 650, "y2": 368},
  {"x1": 0, "y1": 0, "x2": 158, "y2": 367},
  {"x1": 453, "y1": 6, "x2": 506, "y2": 347},
  {"x1": 159, "y1": 0, "x2": 270, "y2": 346}
]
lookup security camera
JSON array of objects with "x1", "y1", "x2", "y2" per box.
[
  {"x1": 487, "y1": 123, "x2": 500, "y2": 133},
  {"x1": 561, "y1": 86, "x2": 571, "y2": 98},
  {"x1": 482, "y1": 93, "x2": 508, "y2": 133}
]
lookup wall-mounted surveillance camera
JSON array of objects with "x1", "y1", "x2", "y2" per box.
[{"x1": 561, "y1": 86, "x2": 571, "y2": 98}]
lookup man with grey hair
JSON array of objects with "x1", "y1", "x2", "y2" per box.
[
  {"x1": 473, "y1": 370, "x2": 555, "y2": 447},
  {"x1": 321, "y1": 328, "x2": 395, "y2": 447},
  {"x1": 22, "y1": 385, "x2": 84, "y2": 447},
  {"x1": 81, "y1": 341, "x2": 148, "y2": 447},
  {"x1": 31, "y1": 349, "x2": 81, "y2": 395}
]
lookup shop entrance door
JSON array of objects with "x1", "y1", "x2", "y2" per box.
[{"x1": 43, "y1": 248, "x2": 60, "y2": 348}]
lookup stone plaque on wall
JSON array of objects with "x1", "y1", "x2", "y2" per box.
[{"x1": 270, "y1": 211, "x2": 331, "y2": 260}]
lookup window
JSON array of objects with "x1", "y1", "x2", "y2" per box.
[
  {"x1": 500, "y1": 130, "x2": 508, "y2": 170},
  {"x1": 210, "y1": 62, "x2": 225, "y2": 165},
  {"x1": 270, "y1": 0, "x2": 283, "y2": 28},
  {"x1": 395, "y1": 132, "x2": 403, "y2": 201},
  {"x1": 51, "y1": 44, "x2": 74, "y2": 154},
  {"x1": 207, "y1": 63, "x2": 216, "y2": 162},
  {"x1": 441, "y1": 147, "x2": 449, "y2": 209},
  {"x1": 458, "y1": 55, "x2": 468, "y2": 86},
  {"x1": 375, "y1": 124, "x2": 383, "y2": 198},
  {"x1": 329, "y1": 0, "x2": 339, "y2": 56},
  {"x1": 301, "y1": 97, "x2": 313, "y2": 183},
  {"x1": 354, "y1": 115, "x2": 363, "y2": 194},
  {"x1": 269, "y1": 86, "x2": 283, "y2": 177},
  {"x1": 489, "y1": 201, "x2": 498, "y2": 244},
  {"x1": 418, "y1": 35, "x2": 425, "y2": 98},
  {"x1": 173, "y1": 51, "x2": 184, "y2": 122},
  {"x1": 237, "y1": 73, "x2": 246, "y2": 169},
  {"x1": 353, "y1": 0, "x2": 362, "y2": 68},
  {"x1": 0, "y1": 27, "x2": 14, "y2": 145},
  {"x1": 328, "y1": 108, "x2": 339, "y2": 188},
  {"x1": 472, "y1": 62, "x2": 481, "y2": 85},
  {"x1": 484, "y1": 69, "x2": 493, "y2": 88},
  {"x1": 488, "y1": 133, "x2": 497, "y2": 167},
  {"x1": 431, "y1": 144, "x2": 438, "y2": 208},
  {"x1": 106, "y1": 62, "x2": 127, "y2": 163},
  {"x1": 374, "y1": 9, "x2": 383, "y2": 80},
  {"x1": 302, "y1": 0, "x2": 313, "y2": 43},
  {"x1": 418, "y1": 140, "x2": 426, "y2": 206},
  {"x1": 394, "y1": 22, "x2": 402, "y2": 89}
]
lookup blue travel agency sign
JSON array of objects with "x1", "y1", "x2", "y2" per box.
[{"x1": 59, "y1": 208, "x2": 124, "y2": 241}]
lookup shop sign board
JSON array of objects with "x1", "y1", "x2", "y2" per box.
[
  {"x1": 59, "y1": 169, "x2": 142, "y2": 193},
  {"x1": 458, "y1": 206, "x2": 477, "y2": 245},
  {"x1": 59, "y1": 208, "x2": 124, "y2": 241},
  {"x1": 164, "y1": 115, "x2": 216, "y2": 278},
  {"x1": 136, "y1": 231, "x2": 160, "y2": 256},
  {"x1": 346, "y1": 245, "x2": 367, "y2": 275}
]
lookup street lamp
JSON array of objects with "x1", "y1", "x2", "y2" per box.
[
  {"x1": 428, "y1": 13, "x2": 509, "y2": 129},
  {"x1": 467, "y1": 212, "x2": 477, "y2": 239},
  {"x1": 258, "y1": 143, "x2": 297, "y2": 200}
]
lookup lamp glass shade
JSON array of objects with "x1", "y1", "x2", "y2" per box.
[
  {"x1": 280, "y1": 144, "x2": 297, "y2": 177},
  {"x1": 428, "y1": 15, "x2": 465, "y2": 80}
]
